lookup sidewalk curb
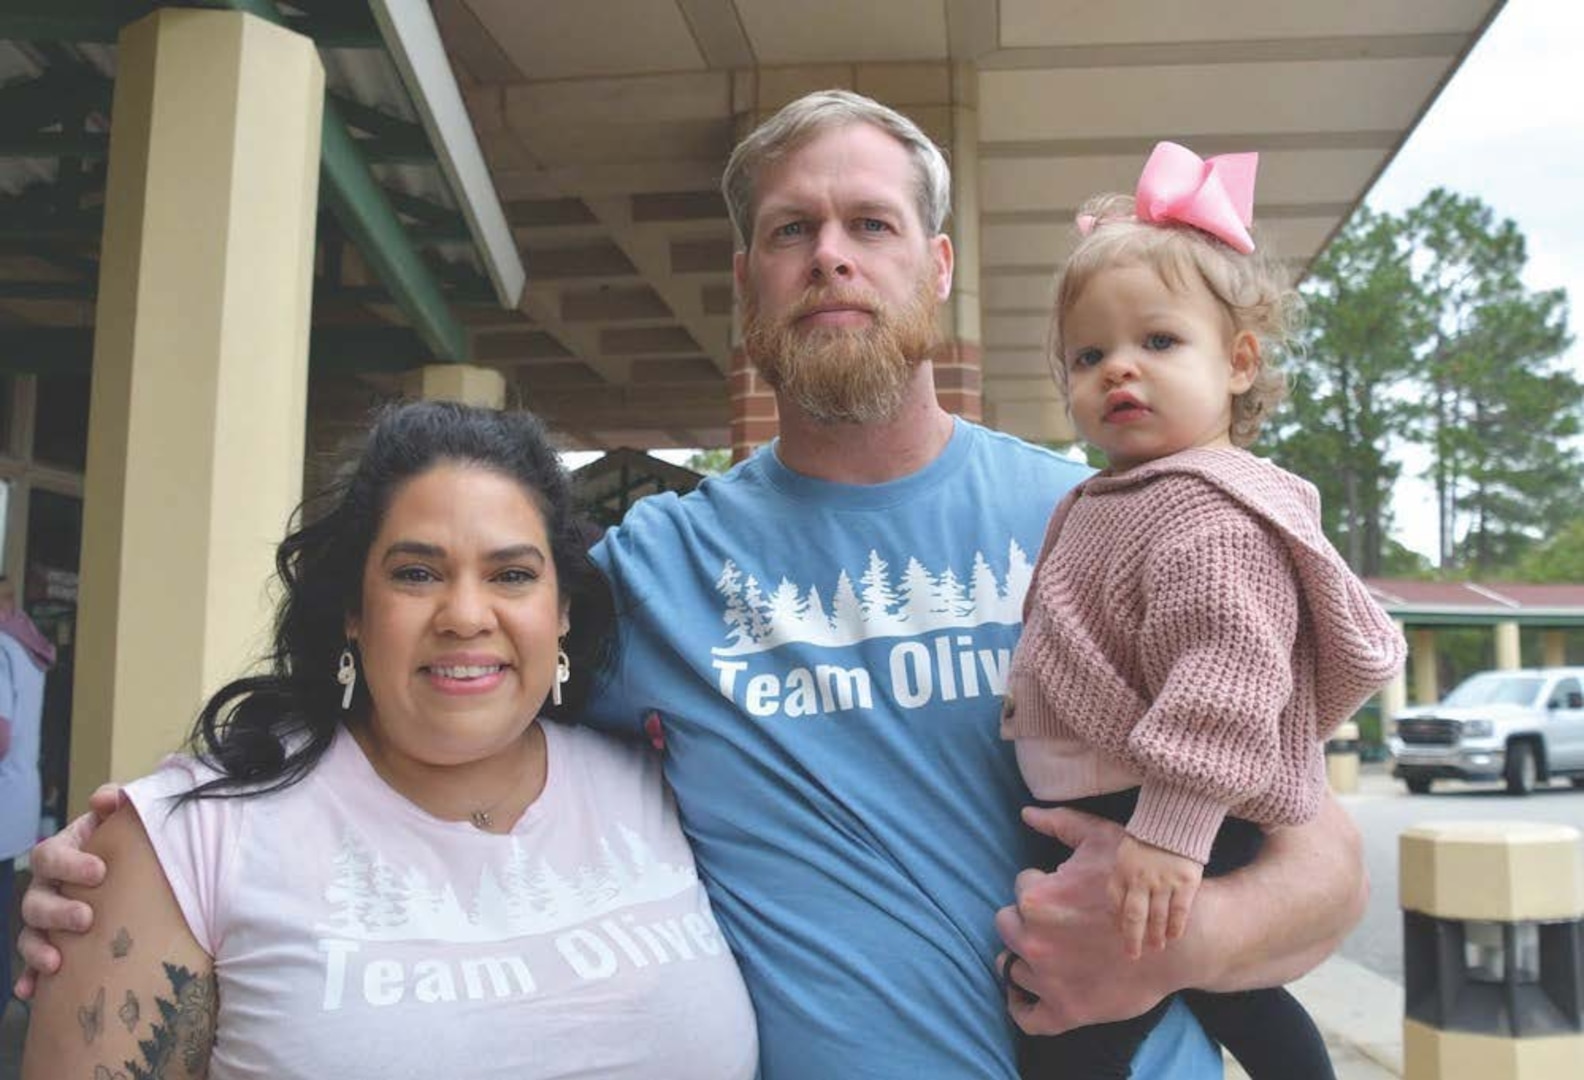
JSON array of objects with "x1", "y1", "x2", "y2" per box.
[{"x1": 1291, "y1": 954, "x2": 1405, "y2": 1077}]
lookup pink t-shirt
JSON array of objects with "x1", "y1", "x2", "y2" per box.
[{"x1": 127, "y1": 721, "x2": 757, "y2": 1079}]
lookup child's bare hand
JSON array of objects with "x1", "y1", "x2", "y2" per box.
[{"x1": 1107, "y1": 834, "x2": 1205, "y2": 959}]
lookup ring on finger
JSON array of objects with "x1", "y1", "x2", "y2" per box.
[{"x1": 999, "y1": 951, "x2": 1040, "y2": 1006}]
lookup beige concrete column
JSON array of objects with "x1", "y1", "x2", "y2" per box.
[
  {"x1": 1325, "y1": 720, "x2": 1360, "y2": 794},
  {"x1": 1400, "y1": 822, "x2": 1584, "y2": 1078},
  {"x1": 1495, "y1": 621, "x2": 1521, "y2": 670},
  {"x1": 1542, "y1": 629, "x2": 1567, "y2": 668},
  {"x1": 1381, "y1": 620, "x2": 1409, "y2": 720},
  {"x1": 403, "y1": 364, "x2": 505, "y2": 408},
  {"x1": 1411, "y1": 628, "x2": 1440, "y2": 704},
  {"x1": 70, "y1": 9, "x2": 322, "y2": 814}
]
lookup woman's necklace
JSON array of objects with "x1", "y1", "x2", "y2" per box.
[
  {"x1": 353, "y1": 723, "x2": 546, "y2": 833},
  {"x1": 469, "y1": 795, "x2": 510, "y2": 831},
  {"x1": 466, "y1": 735, "x2": 542, "y2": 831}
]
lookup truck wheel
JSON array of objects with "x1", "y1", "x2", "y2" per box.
[
  {"x1": 1405, "y1": 777, "x2": 1433, "y2": 795},
  {"x1": 1505, "y1": 743, "x2": 1538, "y2": 796}
]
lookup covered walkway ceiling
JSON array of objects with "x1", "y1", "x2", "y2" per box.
[
  {"x1": 0, "y1": 0, "x2": 1506, "y2": 450},
  {"x1": 444, "y1": 0, "x2": 1503, "y2": 448}
]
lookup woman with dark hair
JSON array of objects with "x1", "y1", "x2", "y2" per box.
[{"x1": 22, "y1": 401, "x2": 757, "y2": 1079}]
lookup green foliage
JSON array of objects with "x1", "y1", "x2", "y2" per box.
[
  {"x1": 1044, "y1": 440, "x2": 1107, "y2": 470},
  {"x1": 1270, "y1": 189, "x2": 1579, "y2": 577},
  {"x1": 1515, "y1": 518, "x2": 1584, "y2": 582},
  {"x1": 1269, "y1": 205, "x2": 1422, "y2": 575},
  {"x1": 685, "y1": 447, "x2": 733, "y2": 476},
  {"x1": 1379, "y1": 537, "x2": 1436, "y2": 578},
  {"x1": 1405, "y1": 190, "x2": 1579, "y2": 572}
]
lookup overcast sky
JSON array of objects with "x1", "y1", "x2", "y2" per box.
[{"x1": 1363, "y1": 0, "x2": 1577, "y2": 560}]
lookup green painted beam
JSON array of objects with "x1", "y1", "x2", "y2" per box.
[
  {"x1": 0, "y1": 276, "x2": 499, "y2": 306},
  {"x1": 385, "y1": 190, "x2": 466, "y2": 228},
  {"x1": 215, "y1": 0, "x2": 467, "y2": 362},
  {"x1": 318, "y1": 98, "x2": 468, "y2": 361},
  {"x1": 0, "y1": 0, "x2": 380, "y2": 47},
  {"x1": 330, "y1": 93, "x2": 421, "y2": 142},
  {"x1": 0, "y1": 130, "x2": 433, "y2": 166},
  {"x1": 1386, "y1": 611, "x2": 1584, "y2": 630},
  {"x1": 0, "y1": 0, "x2": 153, "y2": 43},
  {"x1": 0, "y1": 280, "x2": 95, "y2": 300},
  {"x1": 0, "y1": 325, "x2": 436, "y2": 375},
  {"x1": 0, "y1": 71, "x2": 112, "y2": 131},
  {"x1": 0, "y1": 215, "x2": 104, "y2": 242},
  {"x1": 0, "y1": 0, "x2": 467, "y2": 363},
  {"x1": 0, "y1": 327, "x2": 93, "y2": 373},
  {"x1": 0, "y1": 133, "x2": 109, "y2": 160}
]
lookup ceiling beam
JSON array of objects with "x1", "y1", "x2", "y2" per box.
[
  {"x1": 0, "y1": 0, "x2": 381, "y2": 47},
  {"x1": 0, "y1": 324, "x2": 443, "y2": 375},
  {"x1": 978, "y1": 33, "x2": 1471, "y2": 71},
  {"x1": 583, "y1": 197, "x2": 731, "y2": 374}
]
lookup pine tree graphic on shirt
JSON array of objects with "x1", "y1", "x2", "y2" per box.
[
  {"x1": 315, "y1": 825, "x2": 698, "y2": 943},
  {"x1": 713, "y1": 539, "x2": 1034, "y2": 656}
]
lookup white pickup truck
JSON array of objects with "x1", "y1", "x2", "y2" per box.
[{"x1": 1387, "y1": 667, "x2": 1584, "y2": 795}]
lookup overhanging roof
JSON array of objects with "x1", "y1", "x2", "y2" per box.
[
  {"x1": 1366, "y1": 579, "x2": 1584, "y2": 628},
  {"x1": 0, "y1": 0, "x2": 1508, "y2": 452},
  {"x1": 438, "y1": 0, "x2": 1504, "y2": 448},
  {"x1": 0, "y1": 0, "x2": 524, "y2": 369}
]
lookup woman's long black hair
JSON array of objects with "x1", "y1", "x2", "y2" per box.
[{"x1": 181, "y1": 401, "x2": 616, "y2": 802}]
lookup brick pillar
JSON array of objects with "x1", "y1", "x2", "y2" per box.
[
  {"x1": 934, "y1": 64, "x2": 984, "y2": 424},
  {"x1": 729, "y1": 347, "x2": 779, "y2": 462},
  {"x1": 932, "y1": 340, "x2": 983, "y2": 421}
]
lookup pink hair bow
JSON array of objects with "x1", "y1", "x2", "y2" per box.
[
  {"x1": 1078, "y1": 142, "x2": 1260, "y2": 254},
  {"x1": 1135, "y1": 141, "x2": 1258, "y2": 253}
]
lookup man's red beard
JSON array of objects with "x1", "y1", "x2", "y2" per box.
[{"x1": 740, "y1": 273, "x2": 942, "y2": 424}]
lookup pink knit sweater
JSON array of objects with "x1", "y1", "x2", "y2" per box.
[{"x1": 1003, "y1": 447, "x2": 1405, "y2": 863}]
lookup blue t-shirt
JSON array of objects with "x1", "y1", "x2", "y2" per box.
[{"x1": 587, "y1": 420, "x2": 1219, "y2": 1079}]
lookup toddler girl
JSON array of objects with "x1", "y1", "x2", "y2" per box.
[{"x1": 1003, "y1": 142, "x2": 1405, "y2": 1079}]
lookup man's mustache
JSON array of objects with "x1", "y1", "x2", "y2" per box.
[{"x1": 787, "y1": 287, "x2": 884, "y2": 323}]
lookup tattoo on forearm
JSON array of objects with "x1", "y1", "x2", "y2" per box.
[
  {"x1": 78, "y1": 985, "x2": 105, "y2": 1045},
  {"x1": 118, "y1": 990, "x2": 140, "y2": 1032},
  {"x1": 111, "y1": 928, "x2": 133, "y2": 959},
  {"x1": 94, "y1": 1065, "x2": 129, "y2": 1080}
]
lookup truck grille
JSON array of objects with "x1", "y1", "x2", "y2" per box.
[{"x1": 1397, "y1": 718, "x2": 1460, "y2": 746}]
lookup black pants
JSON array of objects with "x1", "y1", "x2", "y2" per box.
[{"x1": 1017, "y1": 790, "x2": 1335, "y2": 1080}]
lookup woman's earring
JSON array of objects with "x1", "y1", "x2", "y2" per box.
[
  {"x1": 337, "y1": 644, "x2": 357, "y2": 711},
  {"x1": 552, "y1": 639, "x2": 571, "y2": 707}
]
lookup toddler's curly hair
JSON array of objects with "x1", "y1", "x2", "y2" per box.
[{"x1": 1050, "y1": 193, "x2": 1303, "y2": 446}]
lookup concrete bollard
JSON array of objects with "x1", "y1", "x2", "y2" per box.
[
  {"x1": 1400, "y1": 822, "x2": 1584, "y2": 1079},
  {"x1": 1326, "y1": 720, "x2": 1361, "y2": 795}
]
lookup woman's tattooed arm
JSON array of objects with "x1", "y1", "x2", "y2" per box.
[{"x1": 21, "y1": 809, "x2": 216, "y2": 1079}]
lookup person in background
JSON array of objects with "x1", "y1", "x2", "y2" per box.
[{"x1": 0, "y1": 578, "x2": 54, "y2": 1014}]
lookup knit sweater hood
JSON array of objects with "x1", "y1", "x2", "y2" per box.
[
  {"x1": 1080, "y1": 447, "x2": 1404, "y2": 724},
  {"x1": 1005, "y1": 446, "x2": 1405, "y2": 862}
]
